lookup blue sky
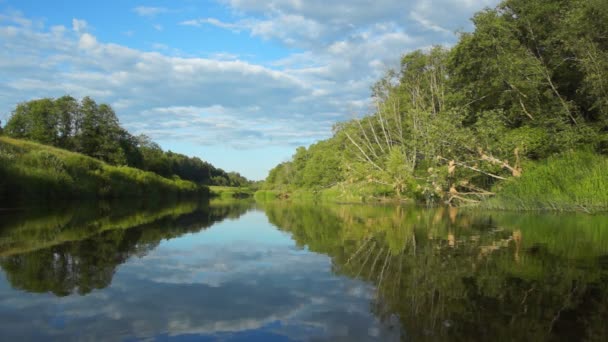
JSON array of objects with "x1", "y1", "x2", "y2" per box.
[{"x1": 0, "y1": 0, "x2": 499, "y2": 180}]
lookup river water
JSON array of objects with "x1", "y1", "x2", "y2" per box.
[{"x1": 0, "y1": 199, "x2": 607, "y2": 341}]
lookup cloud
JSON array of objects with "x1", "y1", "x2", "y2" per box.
[
  {"x1": 180, "y1": 17, "x2": 244, "y2": 32},
  {"x1": 132, "y1": 6, "x2": 168, "y2": 18},
  {"x1": 0, "y1": 9, "x2": 33, "y2": 27},
  {"x1": 217, "y1": 0, "x2": 495, "y2": 35},
  {"x1": 410, "y1": 12, "x2": 452, "y2": 34},
  {"x1": 71, "y1": 18, "x2": 88, "y2": 34}
]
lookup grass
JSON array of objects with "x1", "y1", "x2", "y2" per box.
[
  {"x1": 209, "y1": 186, "x2": 254, "y2": 198},
  {"x1": 254, "y1": 190, "x2": 282, "y2": 201},
  {"x1": 484, "y1": 150, "x2": 608, "y2": 212},
  {"x1": 0, "y1": 136, "x2": 208, "y2": 205},
  {"x1": 255, "y1": 182, "x2": 400, "y2": 203}
]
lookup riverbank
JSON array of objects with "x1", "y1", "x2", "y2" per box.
[
  {"x1": 257, "y1": 150, "x2": 608, "y2": 212},
  {"x1": 0, "y1": 136, "x2": 208, "y2": 205},
  {"x1": 255, "y1": 182, "x2": 408, "y2": 204},
  {"x1": 209, "y1": 186, "x2": 255, "y2": 199}
]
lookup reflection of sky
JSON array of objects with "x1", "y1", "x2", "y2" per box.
[
  {"x1": 0, "y1": 209, "x2": 400, "y2": 341},
  {"x1": 166, "y1": 211, "x2": 294, "y2": 248}
]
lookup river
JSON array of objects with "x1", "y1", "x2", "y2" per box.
[{"x1": 0, "y1": 199, "x2": 607, "y2": 341}]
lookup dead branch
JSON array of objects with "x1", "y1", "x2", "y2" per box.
[
  {"x1": 478, "y1": 149, "x2": 522, "y2": 177},
  {"x1": 438, "y1": 156, "x2": 508, "y2": 180}
]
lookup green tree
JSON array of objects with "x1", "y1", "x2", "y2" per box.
[
  {"x1": 54, "y1": 95, "x2": 79, "y2": 149},
  {"x1": 301, "y1": 139, "x2": 344, "y2": 189},
  {"x1": 76, "y1": 98, "x2": 126, "y2": 164},
  {"x1": 265, "y1": 162, "x2": 293, "y2": 190},
  {"x1": 137, "y1": 134, "x2": 172, "y2": 177},
  {"x1": 5, "y1": 99, "x2": 59, "y2": 145}
]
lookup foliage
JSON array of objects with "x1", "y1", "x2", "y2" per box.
[{"x1": 264, "y1": 137, "x2": 346, "y2": 191}]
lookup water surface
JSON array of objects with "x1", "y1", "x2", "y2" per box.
[{"x1": 0, "y1": 200, "x2": 607, "y2": 341}]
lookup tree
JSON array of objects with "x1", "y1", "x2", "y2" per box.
[
  {"x1": 137, "y1": 134, "x2": 172, "y2": 177},
  {"x1": 5, "y1": 99, "x2": 59, "y2": 145},
  {"x1": 54, "y1": 95, "x2": 79, "y2": 149},
  {"x1": 75, "y1": 96, "x2": 99, "y2": 157},
  {"x1": 118, "y1": 130, "x2": 143, "y2": 168},
  {"x1": 76, "y1": 98, "x2": 127, "y2": 164}
]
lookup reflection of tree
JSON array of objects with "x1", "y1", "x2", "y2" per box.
[
  {"x1": 262, "y1": 202, "x2": 608, "y2": 341},
  {"x1": 1, "y1": 229, "x2": 152, "y2": 296},
  {"x1": 0, "y1": 200, "x2": 254, "y2": 296},
  {"x1": 208, "y1": 198, "x2": 257, "y2": 221}
]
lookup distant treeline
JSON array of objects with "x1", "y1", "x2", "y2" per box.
[
  {"x1": 264, "y1": 0, "x2": 608, "y2": 209},
  {"x1": 1, "y1": 96, "x2": 250, "y2": 187}
]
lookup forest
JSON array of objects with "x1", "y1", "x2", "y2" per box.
[{"x1": 262, "y1": 0, "x2": 608, "y2": 211}]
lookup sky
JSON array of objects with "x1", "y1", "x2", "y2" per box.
[{"x1": 0, "y1": 0, "x2": 500, "y2": 180}]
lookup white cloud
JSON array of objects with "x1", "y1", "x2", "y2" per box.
[
  {"x1": 132, "y1": 6, "x2": 168, "y2": 18},
  {"x1": 215, "y1": 0, "x2": 501, "y2": 45},
  {"x1": 71, "y1": 18, "x2": 87, "y2": 33},
  {"x1": 180, "y1": 18, "x2": 243, "y2": 32},
  {"x1": 78, "y1": 33, "x2": 97, "y2": 49},
  {"x1": 410, "y1": 12, "x2": 452, "y2": 34},
  {"x1": 0, "y1": 10, "x2": 33, "y2": 27}
]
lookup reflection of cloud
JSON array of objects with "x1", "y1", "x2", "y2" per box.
[
  {"x1": 130, "y1": 243, "x2": 328, "y2": 288},
  {"x1": 0, "y1": 210, "x2": 399, "y2": 341}
]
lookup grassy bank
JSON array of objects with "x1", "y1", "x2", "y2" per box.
[
  {"x1": 258, "y1": 150, "x2": 608, "y2": 212},
  {"x1": 255, "y1": 182, "x2": 401, "y2": 204},
  {"x1": 209, "y1": 186, "x2": 254, "y2": 199},
  {"x1": 0, "y1": 136, "x2": 208, "y2": 205},
  {"x1": 484, "y1": 150, "x2": 608, "y2": 212}
]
